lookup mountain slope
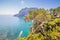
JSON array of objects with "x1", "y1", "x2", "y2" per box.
[{"x1": 14, "y1": 7, "x2": 37, "y2": 17}]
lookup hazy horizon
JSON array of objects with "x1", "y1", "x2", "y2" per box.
[{"x1": 0, "y1": 0, "x2": 60, "y2": 15}]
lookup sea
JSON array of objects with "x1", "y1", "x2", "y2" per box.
[{"x1": 0, "y1": 15, "x2": 32, "y2": 40}]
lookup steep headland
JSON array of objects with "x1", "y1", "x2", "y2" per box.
[{"x1": 14, "y1": 7, "x2": 37, "y2": 18}]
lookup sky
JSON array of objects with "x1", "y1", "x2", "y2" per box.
[{"x1": 0, "y1": 0, "x2": 60, "y2": 15}]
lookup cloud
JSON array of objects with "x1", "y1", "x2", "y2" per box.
[
  {"x1": 20, "y1": 0, "x2": 28, "y2": 8},
  {"x1": 20, "y1": 0, "x2": 25, "y2": 5},
  {"x1": 0, "y1": 8, "x2": 19, "y2": 15}
]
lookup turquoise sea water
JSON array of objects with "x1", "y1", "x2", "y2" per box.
[{"x1": 0, "y1": 15, "x2": 32, "y2": 40}]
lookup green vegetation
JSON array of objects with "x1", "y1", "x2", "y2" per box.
[{"x1": 17, "y1": 7, "x2": 60, "y2": 40}]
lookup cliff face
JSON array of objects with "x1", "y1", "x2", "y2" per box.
[{"x1": 14, "y1": 8, "x2": 37, "y2": 17}]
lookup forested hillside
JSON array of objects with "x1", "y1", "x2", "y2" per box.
[{"x1": 17, "y1": 7, "x2": 60, "y2": 40}]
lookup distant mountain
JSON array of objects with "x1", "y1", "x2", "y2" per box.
[{"x1": 14, "y1": 7, "x2": 37, "y2": 17}]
